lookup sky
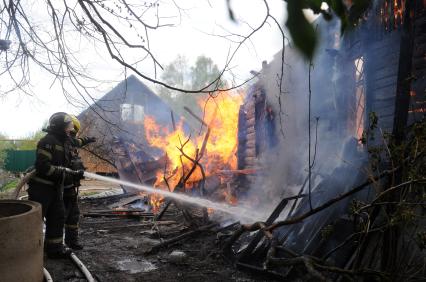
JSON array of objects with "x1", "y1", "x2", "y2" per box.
[{"x1": 0, "y1": 0, "x2": 290, "y2": 138}]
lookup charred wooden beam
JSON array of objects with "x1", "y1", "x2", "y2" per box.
[
  {"x1": 237, "y1": 198, "x2": 289, "y2": 262},
  {"x1": 146, "y1": 223, "x2": 217, "y2": 254},
  {"x1": 170, "y1": 111, "x2": 176, "y2": 131},
  {"x1": 91, "y1": 209, "x2": 146, "y2": 213},
  {"x1": 184, "y1": 106, "x2": 208, "y2": 127},
  {"x1": 216, "y1": 221, "x2": 240, "y2": 233},
  {"x1": 155, "y1": 201, "x2": 172, "y2": 221},
  {"x1": 101, "y1": 221, "x2": 177, "y2": 230},
  {"x1": 82, "y1": 212, "x2": 154, "y2": 219}
]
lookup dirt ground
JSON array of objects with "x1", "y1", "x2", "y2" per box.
[{"x1": 43, "y1": 181, "x2": 275, "y2": 282}]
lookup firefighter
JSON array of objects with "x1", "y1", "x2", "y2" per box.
[
  {"x1": 63, "y1": 115, "x2": 96, "y2": 250},
  {"x1": 28, "y1": 112, "x2": 84, "y2": 259}
]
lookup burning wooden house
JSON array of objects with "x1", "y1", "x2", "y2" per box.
[
  {"x1": 226, "y1": 0, "x2": 426, "y2": 279},
  {"x1": 78, "y1": 75, "x2": 190, "y2": 186},
  {"x1": 237, "y1": 0, "x2": 425, "y2": 186},
  {"x1": 77, "y1": 73, "x2": 246, "y2": 212}
]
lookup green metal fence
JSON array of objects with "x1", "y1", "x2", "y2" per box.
[{"x1": 3, "y1": 150, "x2": 36, "y2": 172}]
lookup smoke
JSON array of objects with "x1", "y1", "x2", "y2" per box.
[{"x1": 244, "y1": 15, "x2": 370, "y2": 220}]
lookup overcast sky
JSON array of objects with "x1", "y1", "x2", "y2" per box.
[{"x1": 0, "y1": 0, "x2": 290, "y2": 138}]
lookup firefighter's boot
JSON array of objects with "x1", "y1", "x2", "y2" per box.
[
  {"x1": 45, "y1": 240, "x2": 72, "y2": 259},
  {"x1": 65, "y1": 225, "x2": 83, "y2": 250}
]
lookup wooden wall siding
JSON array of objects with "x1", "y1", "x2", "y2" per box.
[
  {"x1": 237, "y1": 82, "x2": 278, "y2": 186},
  {"x1": 408, "y1": 3, "x2": 426, "y2": 124},
  {"x1": 366, "y1": 31, "x2": 402, "y2": 132},
  {"x1": 243, "y1": 93, "x2": 258, "y2": 184}
]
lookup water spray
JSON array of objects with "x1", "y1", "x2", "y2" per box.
[{"x1": 83, "y1": 172, "x2": 263, "y2": 221}]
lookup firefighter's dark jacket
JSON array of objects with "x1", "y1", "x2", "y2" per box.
[
  {"x1": 29, "y1": 132, "x2": 70, "y2": 186},
  {"x1": 63, "y1": 136, "x2": 93, "y2": 188}
]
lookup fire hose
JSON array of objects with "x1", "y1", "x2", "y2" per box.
[
  {"x1": 70, "y1": 252, "x2": 96, "y2": 282},
  {"x1": 12, "y1": 169, "x2": 36, "y2": 199},
  {"x1": 43, "y1": 267, "x2": 53, "y2": 282},
  {"x1": 42, "y1": 254, "x2": 96, "y2": 282}
]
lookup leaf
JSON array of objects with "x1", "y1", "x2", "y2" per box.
[
  {"x1": 305, "y1": 0, "x2": 324, "y2": 14},
  {"x1": 226, "y1": 0, "x2": 236, "y2": 22},
  {"x1": 286, "y1": 0, "x2": 317, "y2": 60}
]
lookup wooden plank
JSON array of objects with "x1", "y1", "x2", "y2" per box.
[
  {"x1": 147, "y1": 223, "x2": 217, "y2": 254},
  {"x1": 377, "y1": 116, "x2": 394, "y2": 131},
  {"x1": 246, "y1": 139, "x2": 256, "y2": 148},
  {"x1": 375, "y1": 105, "x2": 396, "y2": 117},
  {"x1": 246, "y1": 132, "x2": 256, "y2": 142},
  {"x1": 371, "y1": 76, "x2": 397, "y2": 91},
  {"x1": 245, "y1": 111, "x2": 255, "y2": 121},
  {"x1": 371, "y1": 56, "x2": 400, "y2": 71},
  {"x1": 372, "y1": 86, "x2": 397, "y2": 101},
  {"x1": 246, "y1": 117, "x2": 255, "y2": 127},
  {"x1": 372, "y1": 99, "x2": 396, "y2": 110},
  {"x1": 238, "y1": 198, "x2": 289, "y2": 261},
  {"x1": 245, "y1": 148, "x2": 256, "y2": 157},
  {"x1": 246, "y1": 126, "x2": 255, "y2": 135},
  {"x1": 246, "y1": 106, "x2": 255, "y2": 116},
  {"x1": 369, "y1": 32, "x2": 401, "y2": 50},
  {"x1": 373, "y1": 66, "x2": 399, "y2": 81}
]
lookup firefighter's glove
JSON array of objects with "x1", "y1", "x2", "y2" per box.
[
  {"x1": 86, "y1": 136, "x2": 96, "y2": 143},
  {"x1": 70, "y1": 169, "x2": 85, "y2": 180}
]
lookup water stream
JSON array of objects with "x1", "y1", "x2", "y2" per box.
[{"x1": 84, "y1": 172, "x2": 263, "y2": 221}]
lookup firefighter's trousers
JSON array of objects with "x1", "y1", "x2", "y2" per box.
[{"x1": 28, "y1": 184, "x2": 65, "y2": 253}]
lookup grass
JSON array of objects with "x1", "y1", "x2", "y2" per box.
[
  {"x1": 1, "y1": 179, "x2": 18, "y2": 192},
  {"x1": 79, "y1": 190, "x2": 99, "y2": 197}
]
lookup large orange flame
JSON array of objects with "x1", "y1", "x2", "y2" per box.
[{"x1": 144, "y1": 91, "x2": 243, "y2": 209}]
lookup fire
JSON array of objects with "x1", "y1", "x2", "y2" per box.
[
  {"x1": 201, "y1": 94, "x2": 242, "y2": 170},
  {"x1": 144, "y1": 91, "x2": 243, "y2": 208},
  {"x1": 150, "y1": 193, "x2": 163, "y2": 213},
  {"x1": 381, "y1": 0, "x2": 405, "y2": 30}
]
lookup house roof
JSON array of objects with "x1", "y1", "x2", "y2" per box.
[{"x1": 78, "y1": 74, "x2": 168, "y2": 119}]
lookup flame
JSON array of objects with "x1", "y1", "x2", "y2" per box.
[
  {"x1": 144, "y1": 91, "x2": 243, "y2": 207},
  {"x1": 381, "y1": 0, "x2": 405, "y2": 30},
  {"x1": 150, "y1": 193, "x2": 163, "y2": 213},
  {"x1": 223, "y1": 190, "x2": 238, "y2": 205}
]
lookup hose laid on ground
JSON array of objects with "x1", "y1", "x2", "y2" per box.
[
  {"x1": 43, "y1": 267, "x2": 53, "y2": 282},
  {"x1": 70, "y1": 252, "x2": 96, "y2": 282},
  {"x1": 12, "y1": 169, "x2": 36, "y2": 199}
]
